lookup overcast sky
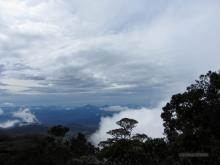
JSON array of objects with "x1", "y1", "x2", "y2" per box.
[{"x1": 0, "y1": 0, "x2": 220, "y2": 106}]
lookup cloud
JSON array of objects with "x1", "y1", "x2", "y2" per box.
[
  {"x1": 12, "y1": 108, "x2": 38, "y2": 123},
  {"x1": 0, "y1": 120, "x2": 20, "y2": 128},
  {"x1": 0, "y1": 0, "x2": 220, "y2": 105},
  {"x1": 1, "y1": 102, "x2": 15, "y2": 107},
  {"x1": 90, "y1": 105, "x2": 164, "y2": 146},
  {"x1": 101, "y1": 106, "x2": 132, "y2": 112},
  {"x1": 0, "y1": 107, "x2": 38, "y2": 128}
]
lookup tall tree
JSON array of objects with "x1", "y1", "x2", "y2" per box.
[
  {"x1": 99, "y1": 118, "x2": 138, "y2": 147},
  {"x1": 161, "y1": 71, "x2": 220, "y2": 163}
]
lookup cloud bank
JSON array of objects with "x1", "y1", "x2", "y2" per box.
[
  {"x1": 90, "y1": 105, "x2": 164, "y2": 145},
  {"x1": 101, "y1": 106, "x2": 132, "y2": 112},
  {"x1": 12, "y1": 108, "x2": 38, "y2": 123},
  {"x1": 0, "y1": 108, "x2": 38, "y2": 128},
  {"x1": 0, "y1": 120, "x2": 20, "y2": 129},
  {"x1": 0, "y1": 0, "x2": 220, "y2": 105}
]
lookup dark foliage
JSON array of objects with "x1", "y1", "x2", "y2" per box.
[
  {"x1": 48, "y1": 125, "x2": 70, "y2": 137},
  {"x1": 0, "y1": 128, "x2": 98, "y2": 165},
  {"x1": 70, "y1": 133, "x2": 96, "y2": 156},
  {"x1": 161, "y1": 71, "x2": 220, "y2": 164}
]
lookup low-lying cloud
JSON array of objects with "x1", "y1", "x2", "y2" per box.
[
  {"x1": 1, "y1": 102, "x2": 15, "y2": 107},
  {"x1": 12, "y1": 108, "x2": 38, "y2": 123},
  {"x1": 0, "y1": 108, "x2": 38, "y2": 128},
  {"x1": 90, "y1": 105, "x2": 164, "y2": 145},
  {"x1": 101, "y1": 106, "x2": 132, "y2": 112},
  {"x1": 0, "y1": 120, "x2": 20, "y2": 129}
]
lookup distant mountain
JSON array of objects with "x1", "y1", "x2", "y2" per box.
[
  {"x1": 30, "y1": 105, "x2": 114, "y2": 126},
  {"x1": 0, "y1": 124, "x2": 48, "y2": 135},
  {"x1": 0, "y1": 123, "x2": 96, "y2": 135},
  {"x1": 0, "y1": 105, "x2": 116, "y2": 135}
]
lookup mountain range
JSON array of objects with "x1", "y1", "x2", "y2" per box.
[{"x1": 0, "y1": 105, "x2": 120, "y2": 135}]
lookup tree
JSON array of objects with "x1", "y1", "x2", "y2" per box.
[
  {"x1": 132, "y1": 133, "x2": 149, "y2": 142},
  {"x1": 48, "y1": 125, "x2": 70, "y2": 137},
  {"x1": 48, "y1": 125, "x2": 70, "y2": 145},
  {"x1": 161, "y1": 71, "x2": 220, "y2": 164},
  {"x1": 109, "y1": 118, "x2": 138, "y2": 139},
  {"x1": 70, "y1": 133, "x2": 96, "y2": 156},
  {"x1": 116, "y1": 118, "x2": 138, "y2": 135},
  {"x1": 98, "y1": 118, "x2": 170, "y2": 165},
  {"x1": 99, "y1": 118, "x2": 138, "y2": 147}
]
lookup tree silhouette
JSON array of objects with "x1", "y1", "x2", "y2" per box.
[
  {"x1": 48, "y1": 125, "x2": 69, "y2": 137},
  {"x1": 99, "y1": 118, "x2": 139, "y2": 147},
  {"x1": 161, "y1": 71, "x2": 220, "y2": 164},
  {"x1": 116, "y1": 118, "x2": 138, "y2": 138}
]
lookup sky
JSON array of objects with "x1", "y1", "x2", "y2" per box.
[{"x1": 0, "y1": 0, "x2": 220, "y2": 106}]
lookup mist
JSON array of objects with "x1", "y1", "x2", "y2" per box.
[{"x1": 90, "y1": 104, "x2": 165, "y2": 145}]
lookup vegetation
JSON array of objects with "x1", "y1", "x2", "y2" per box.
[{"x1": 0, "y1": 71, "x2": 220, "y2": 165}]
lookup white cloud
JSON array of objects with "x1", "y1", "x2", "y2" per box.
[
  {"x1": 0, "y1": 107, "x2": 38, "y2": 128},
  {"x1": 90, "y1": 105, "x2": 164, "y2": 146},
  {"x1": 0, "y1": 120, "x2": 20, "y2": 128},
  {"x1": 12, "y1": 108, "x2": 38, "y2": 123},
  {"x1": 101, "y1": 106, "x2": 132, "y2": 112}
]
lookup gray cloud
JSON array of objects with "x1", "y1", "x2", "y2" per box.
[{"x1": 0, "y1": 0, "x2": 220, "y2": 105}]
